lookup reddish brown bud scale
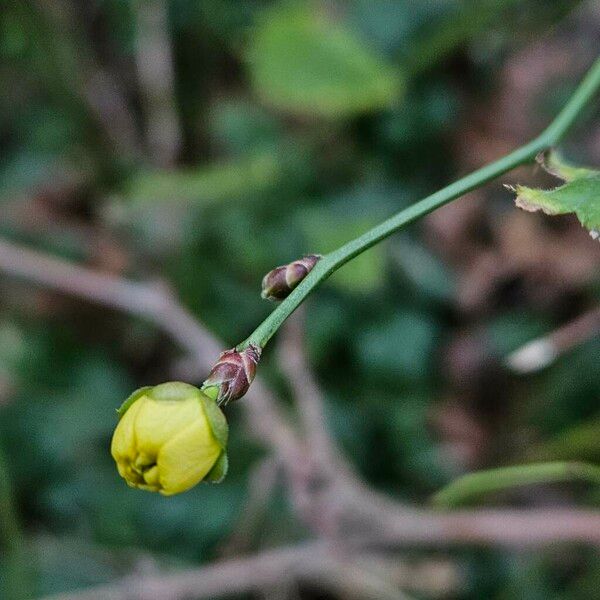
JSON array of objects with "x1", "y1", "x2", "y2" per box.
[
  {"x1": 261, "y1": 254, "x2": 321, "y2": 301},
  {"x1": 203, "y1": 344, "x2": 261, "y2": 405}
]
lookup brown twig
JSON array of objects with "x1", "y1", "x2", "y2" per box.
[
  {"x1": 278, "y1": 311, "x2": 365, "y2": 539},
  {"x1": 38, "y1": 540, "x2": 430, "y2": 600},
  {"x1": 506, "y1": 305, "x2": 600, "y2": 373},
  {"x1": 134, "y1": 0, "x2": 181, "y2": 166},
  {"x1": 38, "y1": 539, "x2": 459, "y2": 600},
  {"x1": 0, "y1": 238, "x2": 215, "y2": 361},
  {"x1": 278, "y1": 309, "x2": 337, "y2": 467},
  {"x1": 38, "y1": 542, "x2": 332, "y2": 600}
]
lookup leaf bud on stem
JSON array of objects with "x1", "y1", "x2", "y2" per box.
[{"x1": 261, "y1": 254, "x2": 321, "y2": 301}]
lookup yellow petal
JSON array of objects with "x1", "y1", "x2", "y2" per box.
[
  {"x1": 143, "y1": 465, "x2": 160, "y2": 486},
  {"x1": 134, "y1": 396, "x2": 202, "y2": 456},
  {"x1": 157, "y1": 412, "x2": 221, "y2": 495},
  {"x1": 111, "y1": 396, "x2": 145, "y2": 461}
]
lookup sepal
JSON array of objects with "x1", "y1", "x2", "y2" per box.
[
  {"x1": 199, "y1": 390, "x2": 229, "y2": 448},
  {"x1": 205, "y1": 452, "x2": 228, "y2": 483},
  {"x1": 116, "y1": 386, "x2": 152, "y2": 418}
]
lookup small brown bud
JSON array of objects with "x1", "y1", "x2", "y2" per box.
[
  {"x1": 203, "y1": 344, "x2": 261, "y2": 405},
  {"x1": 261, "y1": 254, "x2": 321, "y2": 301}
]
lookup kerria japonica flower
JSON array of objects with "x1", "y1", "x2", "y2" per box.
[{"x1": 111, "y1": 382, "x2": 228, "y2": 495}]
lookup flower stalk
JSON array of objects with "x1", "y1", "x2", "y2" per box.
[{"x1": 238, "y1": 56, "x2": 600, "y2": 352}]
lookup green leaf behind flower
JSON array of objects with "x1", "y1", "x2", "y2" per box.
[{"x1": 247, "y1": 4, "x2": 402, "y2": 117}]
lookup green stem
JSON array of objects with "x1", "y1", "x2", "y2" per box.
[
  {"x1": 431, "y1": 461, "x2": 600, "y2": 508},
  {"x1": 238, "y1": 57, "x2": 600, "y2": 351}
]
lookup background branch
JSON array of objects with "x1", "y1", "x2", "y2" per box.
[
  {"x1": 40, "y1": 542, "x2": 332, "y2": 600},
  {"x1": 39, "y1": 539, "x2": 459, "y2": 600},
  {"x1": 278, "y1": 309, "x2": 337, "y2": 467},
  {"x1": 133, "y1": 0, "x2": 181, "y2": 166},
  {"x1": 506, "y1": 305, "x2": 600, "y2": 373},
  {"x1": 2, "y1": 237, "x2": 600, "y2": 549}
]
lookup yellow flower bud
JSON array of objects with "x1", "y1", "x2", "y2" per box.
[{"x1": 111, "y1": 382, "x2": 228, "y2": 495}]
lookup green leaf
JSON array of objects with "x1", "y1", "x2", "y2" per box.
[
  {"x1": 247, "y1": 4, "x2": 402, "y2": 118},
  {"x1": 510, "y1": 151, "x2": 600, "y2": 239},
  {"x1": 539, "y1": 150, "x2": 597, "y2": 182},
  {"x1": 122, "y1": 152, "x2": 281, "y2": 205}
]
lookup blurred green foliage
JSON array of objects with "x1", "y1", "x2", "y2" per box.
[
  {"x1": 247, "y1": 3, "x2": 403, "y2": 116},
  {"x1": 0, "y1": 0, "x2": 598, "y2": 599}
]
